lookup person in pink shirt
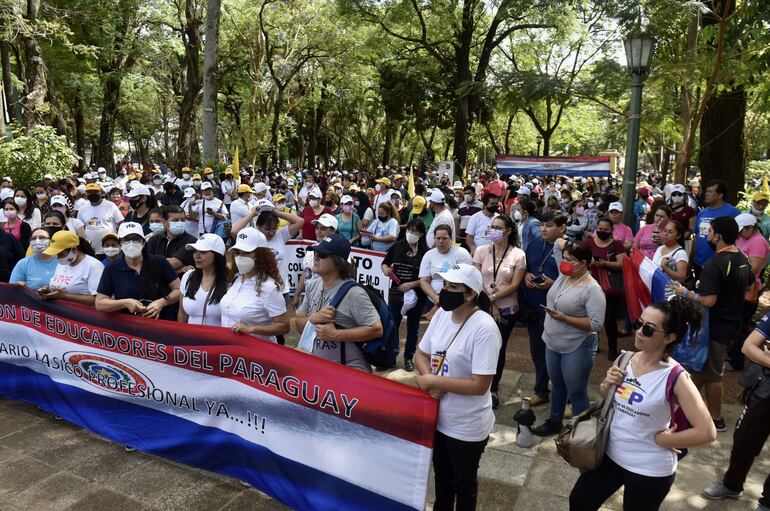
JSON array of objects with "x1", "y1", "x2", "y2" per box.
[
  {"x1": 633, "y1": 205, "x2": 672, "y2": 259},
  {"x1": 604, "y1": 202, "x2": 633, "y2": 251},
  {"x1": 727, "y1": 213, "x2": 770, "y2": 371}
]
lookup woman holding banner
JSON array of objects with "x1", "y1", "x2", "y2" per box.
[
  {"x1": 221, "y1": 227, "x2": 290, "y2": 343},
  {"x1": 415, "y1": 263, "x2": 501, "y2": 511},
  {"x1": 9, "y1": 227, "x2": 58, "y2": 290},
  {"x1": 178, "y1": 234, "x2": 228, "y2": 326},
  {"x1": 39, "y1": 230, "x2": 103, "y2": 306}
]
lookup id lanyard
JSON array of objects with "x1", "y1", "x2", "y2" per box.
[
  {"x1": 491, "y1": 245, "x2": 510, "y2": 290},
  {"x1": 433, "y1": 312, "x2": 474, "y2": 375}
]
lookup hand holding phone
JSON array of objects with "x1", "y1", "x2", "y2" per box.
[
  {"x1": 541, "y1": 304, "x2": 555, "y2": 314},
  {"x1": 533, "y1": 275, "x2": 545, "y2": 284}
]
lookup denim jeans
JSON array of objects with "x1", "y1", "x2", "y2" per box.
[
  {"x1": 388, "y1": 293, "x2": 426, "y2": 360},
  {"x1": 546, "y1": 334, "x2": 598, "y2": 423},
  {"x1": 491, "y1": 313, "x2": 517, "y2": 393},
  {"x1": 525, "y1": 312, "x2": 550, "y2": 399}
]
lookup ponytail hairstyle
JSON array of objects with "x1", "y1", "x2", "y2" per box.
[{"x1": 649, "y1": 296, "x2": 703, "y2": 357}]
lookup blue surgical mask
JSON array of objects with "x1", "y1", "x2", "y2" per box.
[
  {"x1": 169, "y1": 221, "x2": 186, "y2": 236},
  {"x1": 149, "y1": 223, "x2": 165, "y2": 234}
]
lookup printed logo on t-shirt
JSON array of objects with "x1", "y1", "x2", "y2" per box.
[
  {"x1": 86, "y1": 217, "x2": 105, "y2": 230},
  {"x1": 615, "y1": 377, "x2": 645, "y2": 406},
  {"x1": 431, "y1": 351, "x2": 450, "y2": 376},
  {"x1": 698, "y1": 218, "x2": 712, "y2": 237}
]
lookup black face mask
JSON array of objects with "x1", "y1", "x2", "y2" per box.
[
  {"x1": 129, "y1": 198, "x2": 143, "y2": 209},
  {"x1": 596, "y1": 231, "x2": 611, "y2": 241},
  {"x1": 439, "y1": 288, "x2": 467, "y2": 311},
  {"x1": 87, "y1": 193, "x2": 101, "y2": 203},
  {"x1": 486, "y1": 205, "x2": 498, "y2": 214},
  {"x1": 377, "y1": 215, "x2": 388, "y2": 222},
  {"x1": 707, "y1": 238, "x2": 717, "y2": 251}
]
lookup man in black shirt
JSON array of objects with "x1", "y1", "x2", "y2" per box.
[
  {"x1": 146, "y1": 205, "x2": 197, "y2": 274},
  {"x1": 673, "y1": 216, "x2": 752, "y2": 432}
]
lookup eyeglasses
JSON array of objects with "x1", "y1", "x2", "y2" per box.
[{"x1": 632, "y1": 319, "x2": 665, "y2": 337}]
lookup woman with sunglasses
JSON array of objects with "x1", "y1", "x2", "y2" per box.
[
  {"x1": 533, "y1": 240, "x2": 606, "y2": 437},
  {"x1": 570, "y1": 297, "x2": 716, "y2": 511},
  {"x1": 668, "y1": 184, "x2": 697, "y2": 235}
]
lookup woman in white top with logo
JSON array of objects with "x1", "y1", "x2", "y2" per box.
[
  {"x1": 415, "y1": 263, "x2": 501, "y2": 511},
  {"x1": 419, "y1": 224, "x2": 473, "y2": 319},
  {"x1": 38, "y1": 230, "x2": 103, "y2": 306},
  {"x1": 178, "y1": 234, "x2": 228, "y2": 326},
  {"x1": 651, "y1": 220, "x2": 689, "y2": 284},
  {"x1": 220, "y1": 228, "x2": 290, "y2": 343},
  {"x1": 569, "y1": 297, "x2": 716, "y2": 511}
]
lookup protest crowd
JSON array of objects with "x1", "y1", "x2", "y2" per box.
[{"x1": 4, "y1": 161, "x2": 770, "y2": 511}]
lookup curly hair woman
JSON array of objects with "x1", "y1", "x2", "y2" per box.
[
  {"x1": 220, "y1": 227, "x2": 290, "y2": 342},
  {"x1": 569, "y1": 297, "x2": 716, "y2": 511}
]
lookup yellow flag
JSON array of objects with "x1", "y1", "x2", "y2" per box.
[
  {"x1": 408, "y1": 165, "x2": 416, "y2": 197},
  {"x1": 763, "y1": 176, "x2": 769, "y2": 195},
  {"x1": 232, "y1": 147, "x2": 240, "y2": 179}
]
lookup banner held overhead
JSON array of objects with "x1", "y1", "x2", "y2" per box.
[{"x1": 495, "y1": 155, "x2": 611, "y2": 178}]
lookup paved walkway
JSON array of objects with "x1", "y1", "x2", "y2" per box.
[{"x1": 0, "y1": 366, "x2": 767, "y2": 510}]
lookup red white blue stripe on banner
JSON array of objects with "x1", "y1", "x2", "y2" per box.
[
  {"x1": 0, "y1": 285, "x2": 438, "y2": 511},
  {"x1": 495, "y1": 155, "x2": 611, "y2": 177}
]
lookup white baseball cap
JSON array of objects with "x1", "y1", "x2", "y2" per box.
[
  {"x1": 186, "y1": 233, "x2": 226, "y2": 256},
  {"x1": 428, "y1": 190, "x2": 445, "y2": 204},
  {"x1": 307, "y1": 186, "x2": 322, "y2": 199},
  {"x1": 287, "y1": 178, "x2": 295, "y2": 186},
  {"x1": 312, "y1": 213, "x2": 339, "y2": 229},
  {"x1": 340, "y1": 194, "x2": 353, "y2": 204},
  {"x1": 44, "y1": 173, "x2": 53, "y2": 180},
  {"x1": 1, "y1": 176, "x2": 10, "y2": 182},
  {"x1": 183, "y1": 187, "x2": 196, "y2": 198},
  {"x1": 50, "y1": 195, "x2": 68, "y2": 207},
  {"x1": 516, "y1": 186, "x2": 531, "y2": 196},
  {"x1": 230, "y1": 227, "x2": 267, "y2": 252},
  {"x1": 126, "y1": 183, "x2": 150, "y2": 197},
  {"x1": 253, "y1": 182, "x2": 268, "y2": 194},
  {"x1": 434, "y1": 263, "x2": 484, "y2": 295},
  {"x1": 736, "y1": 213, "x2": 757, "y2": 231},
  {"x1": 255, "y1": 198, "x2": 274, "y2": 211},
  {"x1": 671, "y1": 184, "x2": 686, "y2": 194},
  {"x1": 118, "y1": 222, "x2": 145, "y2": 239},
  {"x1": 200, "y1": 181, "x2": 213, "y2": 191},
  {"x1": 0, "y1": 188, "x2": 13, "y2": 201},
  {"x1": 609, "y1": 202, "x2": 623, "y2": 212}
]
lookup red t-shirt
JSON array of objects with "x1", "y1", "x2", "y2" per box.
[
  {"x1": 300, "y1": 206, "x2": 332, "y2": 240},
  {"x1": 671, "y1": 205, "x2": 696, "y2": 229}
]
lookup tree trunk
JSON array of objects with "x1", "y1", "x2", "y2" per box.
[
  {"x1": 201, "y1": 0, "x2": 221, "y2": 163},
  {"x1": 0, "y1": 41, "x2": 15, "y2": 124},
  {"x1": 698, "y1": 87, "x2": 746, "y2": 204},
  {"x1": 162, "y1": 98, "x2": 171, "y2": 164},
  {"x1": 73, "y1": 88, "x2": 85, "y2": 171},
  {"x1": 269, "y1": 87, "x2": 284, "y2": 165},
  {"x1": 95, "y1": 73, "x2": 122, "y2": 171},
  {"x1": 382, "y1": 112, "x2": 394, "y2": 167},
  {"x1": 176, "y1": 0, "x2": 203, "y2": 167},
  {"x1": 18, "y1": 0, "x2": 47, "y2": 129}
]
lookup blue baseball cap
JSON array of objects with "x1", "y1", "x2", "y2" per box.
[{"x1": 309, "y1": 233, "x2": 351, "y2": 259}]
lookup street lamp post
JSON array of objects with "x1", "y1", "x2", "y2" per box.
[
  {"x1": 621, "y1": 35, "x2": 655, "y2": 227},
  {"x1": 536, "y1": 135, "x2": 543, "y2": 157}
]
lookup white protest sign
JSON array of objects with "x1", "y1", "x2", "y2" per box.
[{"x1": 284, "y1": 240, "x2": 390, "y2": 303}]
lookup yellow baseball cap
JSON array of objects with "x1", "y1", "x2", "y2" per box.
[
  {"x1": 412, "y1": 195, "x2": 426, "y2": 214},
  {"x1": 376, "y1": 177, "x2": 391, "y2": 186},
  {"x1": 272, "y1": 194, "x2": 285, "y2": 202},
  {"x1": 204, "y1": 167, "x2": 214, "y2": 174},
  {"x1": 192, "y1": 173, "x2": 201, "y2": 180},
  {"x1": 44, "y1": 231, "x2": 80, "y2": 255},
  {"x1": 753, "y1": 192, "x2": 769, "y2": 202},
  {"x1": 85, "y1": 183, "x2": 102, "y2": 192},
  {"x1": 237, "y1": 184, "x2": 254, "y2": 194}
]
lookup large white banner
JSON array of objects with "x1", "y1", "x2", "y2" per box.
[{"x1": 284, "y1": 240, "x2": 390, "y2": 302}]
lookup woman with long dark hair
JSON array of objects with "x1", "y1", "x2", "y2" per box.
[
  {"x1": 382, "y1": 218, "x2": 429, "y2": 371},
  {"x1": 178, "y1": 234, "x2": 229, "y2": 325},
  {"x1": 13, "y1": 189, "x2": 41, "y2": 229},
  {"x1": 472, "y1": 214, "x2": 526, "y2": 408},
  {"x1": 221, "y1": 227, "x2": 290, "y2": 342},
  {"x1": 414, "y1": 263, "x2": 501, "y2": 511},
  {"x1": 2, "y1": 198, "x2": 32, "y2": 250},
  {"x1": 570, "y1": 298, "x2": 716, "y2": 511}
]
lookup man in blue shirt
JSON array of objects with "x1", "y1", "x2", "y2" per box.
[
  {"x1": 693, "y1": 179, "x2": 740, "y2": 273},
  {"x1": 521, "y1": 211, "x2": 566, "y2": 406}
]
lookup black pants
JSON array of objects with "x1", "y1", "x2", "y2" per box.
[
  {"x1": 604, "y1": 296, "x2": 621, "y2": 355},
  {"x1": 490, "y1": 313, "x2": 517, "y2": 393},
  {"x1": 726, "y1": 300, "x2": 758, "y2": 370},
  {"x1": 723, "y1": 399, "x2": 770, "y2": 507},
  {"x1": 432, "y1": 431, "x2": 488, "y2": 511},
  {"x1": 570, "y1": 455, "x2": 675, "y2": 511},
  {"x1": 524, "y1": 311, "x2": 550, "y2": 398}
]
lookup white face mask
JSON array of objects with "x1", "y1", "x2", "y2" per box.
[
  {"x1": 671, "y1": 195, "x2": 684, "y2": 206},
  {"x1": 309, "y1": 199, "x2": 320, "y2": 208},
  {"x1": 62, "y1": 249, "x2": 77, "y2": 265},
  {"x1": 103, "y1": 246, "x2": 121, "y2": 258},
  {"x1": 235, "y1": 255, "x2": 255, "y2": 274},
  {"x1": 464, "y1": 194, "x2": 473, "y2": 203},
  {"x1": 121, "y1": 241, "x2": 144, "y2": 258},
  {"x1": 30, "y1": 239, "x2": 50, "y2": 254},
  {"x1": 14, "y1": 197, "x2": 27, "y2": 208},
  {"x1": 406, "y1": 232, "x2": 420, "y2": 245}
]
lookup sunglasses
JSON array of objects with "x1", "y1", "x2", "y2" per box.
[
  {"x1": 315, "y1": 253, "x2": 329, "y2": 260},
  {"x1": 671, "y1": 192, "x2": 684, "y2": 197},
  {"x1": 632, "y1": 319, "x2": 665, "y2": 337}
]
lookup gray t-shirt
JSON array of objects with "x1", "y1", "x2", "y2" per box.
[
  {"x1": 298, "y1": 278, "x2": 380, "y2": 372},
  {"x1": 542, "y1": 242, "x2": 607, "y2": 354}
]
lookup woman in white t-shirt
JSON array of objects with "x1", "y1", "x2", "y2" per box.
[
  {"x1": 220, "y1": 227, "x2": 290, "y2": 343},
  {"x1": 362, "y1": 203, "x2": 399, "y2": 252},
  {"x1": 472, "y1": 214, "x2": 526, "y2": 408},
  {"x1": 419, "y1": 224, "x2": 473, "y2": 318},
  {"x1": 570, "y1": 298, "x2": 716, "y2": 511},
  {"x1": 178, "y1": 234, "x2": 228, "y2": 326},
  {"x1": 415, "y1": 263, "x2": 501, "y2": 511},
  {"x1": 38, "y1": 231, "x2": 103, "y2": 306},
  {"x1": 651, "y1": 220, "x2": 689, "y2": 283}
]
